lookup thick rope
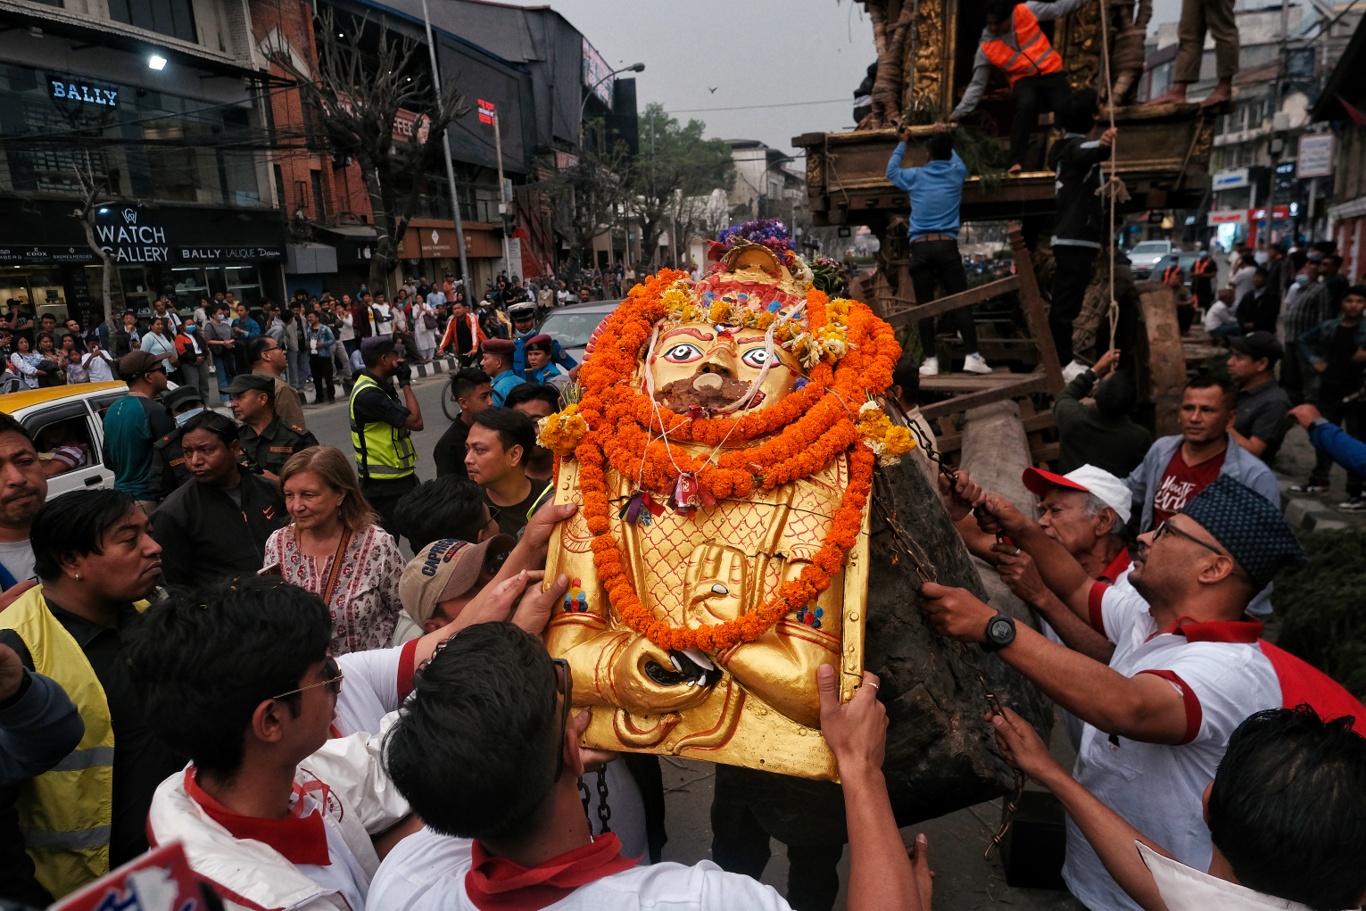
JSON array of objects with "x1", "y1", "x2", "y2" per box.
[{"x1": 1095, "y1": 1, "x2": 1129, "y2": 353}]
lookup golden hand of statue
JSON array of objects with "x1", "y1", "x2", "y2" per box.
[{"x1": 611, "y1": 636, "x2": 716, "y2": 716}]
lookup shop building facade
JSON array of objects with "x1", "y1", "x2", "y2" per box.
[{"x1": 0, "y1": 0, "x2": 284, "y2": 324}]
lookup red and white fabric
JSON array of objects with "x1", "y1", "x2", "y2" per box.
[
  {"x1": 148, "y1": 724, "x2": 410, "y2": 911},
  {"x1": 1064, "y1": 584, "x2": 1365, "y2": 911},
  {"x1": 368, "y1": 826, "x2": 792, "y2": 911}
]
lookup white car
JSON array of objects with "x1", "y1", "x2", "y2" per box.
[
  {"x1": 0, "y1": 381, "x2": 127, "y2": 499},
  {"x1": 1126, "y1": 240, "x2": 1176, "y2": 271}
]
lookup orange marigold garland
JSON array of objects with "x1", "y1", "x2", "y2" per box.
[{"x1": 561, "y1": 267, "x2": 900, "y2": 652}]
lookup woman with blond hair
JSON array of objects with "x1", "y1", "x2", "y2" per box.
[{"x1": 262, "y1": 445, "x2": 404, "y2": 653}]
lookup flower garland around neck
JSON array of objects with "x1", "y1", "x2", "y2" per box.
[{"x1": 545, "y1": 268, "x2": 902, "y2": 653}]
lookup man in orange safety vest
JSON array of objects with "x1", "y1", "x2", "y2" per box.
[{"x1": 950, "y1": 0, "x2": 1091, "y2": 175}]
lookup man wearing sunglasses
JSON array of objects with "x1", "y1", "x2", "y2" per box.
[
  {"x1": 101, "y1": 351, "x2": 174, "y2": 516},
  {"x1": 375, "y1": 622, "x2": 932, "y2": 911},
  {"x1": 128, "y1": 569, "x2": 571, "y2": 911},
  {"x1": 920, "y1": 475, "x2": 1364, "y2": 911}
]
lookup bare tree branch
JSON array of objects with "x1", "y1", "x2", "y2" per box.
[{"x1": 267, "y1": 9, "x2": 469, "y2": 290}]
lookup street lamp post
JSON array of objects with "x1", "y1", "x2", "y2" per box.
[
  {"x1": 578, "y1": 63, "x2": 644, "y2": 272},
  {"x1": 578, "y1": 62, "x2": 645, "y2": 148},
  {"x1": 418, "y1": 0, "x2": 472, "y2": 292}
]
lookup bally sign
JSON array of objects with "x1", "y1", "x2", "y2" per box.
[
  {"x1": 179, "y1": 246, "x2": 283, "y2": 262},
  {"x1": 49, "y1": 79, "x2": 119, "y2": 108}
]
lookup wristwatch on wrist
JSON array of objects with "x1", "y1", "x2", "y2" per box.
[{"x1": 980, "y1": 613, "x2": 1017, "y2": 653}]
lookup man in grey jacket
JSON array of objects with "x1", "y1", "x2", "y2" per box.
[{"x1": 1124, "y1": 375, "x2": 1280, "y2": 614}]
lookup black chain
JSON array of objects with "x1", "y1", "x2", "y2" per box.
[
  {"x1": 872, "y1": 462, "x2": 1026, "y2": 858},
  {"x1": 888, "y1": 398, "x2": 957, "y2": 482},
  {"x1": 595, "y1": 766, "x2": 612, "y2": 834},
  {"x1": 577, "y1": 768, "x2": 613, "y2": 835}
]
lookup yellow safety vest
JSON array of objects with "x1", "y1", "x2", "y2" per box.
[
  {"x1": 0, "y1": 586, "x2": 114, "y2": 898},
  {"x1": 349, "y1": 373, "x2": 417, "y2": 480}
]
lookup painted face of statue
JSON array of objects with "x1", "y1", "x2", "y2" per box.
[{"x1": 646, "y1": 322, "x2": 802, "y2": 415}]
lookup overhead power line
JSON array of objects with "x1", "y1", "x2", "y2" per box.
[{"x1": 670, "y1": 98, "x2": 850, "y2": 114}]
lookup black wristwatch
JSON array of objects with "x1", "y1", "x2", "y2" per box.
[{"x1": 980, "y1": 613, "x2": 1017, "y2": 653}]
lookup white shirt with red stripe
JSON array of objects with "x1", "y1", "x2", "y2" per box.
[
  {"x1": 148, "y1": 722, "x2": 411, "y2": 911},
  {"x1": 334, "y1": 638, "x2": 420, "y2": 737},
  {"x1": 1062, "y1": 588, "x2": 1281, "y2": 911},
  {"x1": 368, "y1": 826, "x2": 792, "y2": 911}
]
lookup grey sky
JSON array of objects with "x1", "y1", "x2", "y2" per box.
[{"x1": 499, "y1": 0, "x2": 1184, "y2": 157}]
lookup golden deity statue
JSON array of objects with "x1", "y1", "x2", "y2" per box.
[{"x1": 540, "y1": 229, "x2": 907, "y2": 781}]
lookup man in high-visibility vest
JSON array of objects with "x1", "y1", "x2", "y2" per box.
[
  {"x1": 950, "y1": 0, "x2": 1091, "y2": 175},
  {"x1": 350, "y1": 336, "x2": 424, "y2": 538},
  {"x1": 0, "y1": 489, "x2": 177, "y2": 902},
  {"x1": 1191, "y1": 250, "x2": 1217, "y2": 314}
]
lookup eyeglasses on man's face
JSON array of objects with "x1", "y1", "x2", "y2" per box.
[
  {"x1": 272, "y1": 656, "x2": 344, "y2": 701},
  {"x1": 551, "y1": 657, "x2": 571, "y2": 782},
  {"x1": 1153, "y1": 519, "x2": 1226, "y2": 556}
]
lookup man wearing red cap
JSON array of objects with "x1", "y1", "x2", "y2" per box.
[{"x1": 955, "y1": 464, "x2": 1132, "y2": 667}]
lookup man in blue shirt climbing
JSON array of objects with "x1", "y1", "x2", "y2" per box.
[{"x1": 886, "y1": 123, "x2": 991, "y2": 377}]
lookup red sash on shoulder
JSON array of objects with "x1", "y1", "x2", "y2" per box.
[
  {"x1": 1258, "y1": 640, "x2": 1366, "y2": 723},
  {"x1": 465, "y1": 834, "x2": 636, "y2": 911}
]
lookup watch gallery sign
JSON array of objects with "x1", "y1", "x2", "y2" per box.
[
  {"x1": 92, "y1": 206, "x2": 284, "y2": 264},
  {"x1": 96, "y1": 207, "x2": 169, "y2": 263}
]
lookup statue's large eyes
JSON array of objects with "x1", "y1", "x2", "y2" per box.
[
  {"x1": 741, "y1": 347, "x2": 771, "y2": 368},
  {"x1": 663, "y1": 343, "x2": 703, "y2": 364}
]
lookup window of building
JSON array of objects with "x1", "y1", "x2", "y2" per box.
[
  {"x1": 107, "y1": 0, "x2": 197, "y2": 44},
  {"x1": 273, "y1": 164, "x2": 286, "y2": 211},
  {"x1": 310, "y1": 169, "x2": 325, "y2": 221},
  {"x1": 0, "y1": 63, "x2": 264, "y2": 208}
]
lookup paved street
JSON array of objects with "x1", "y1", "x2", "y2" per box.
[{"x1": 283, "y1": 368, "x2": 455, "y2": 484}]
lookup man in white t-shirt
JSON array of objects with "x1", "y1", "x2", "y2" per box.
[
  {"x1": 991, "y1": 702, "x2": 1366, "y2": 911},
  {"x1": 371, "y1": 294, "x2": 396, "y2": 337},
  {"x1": 127, "y1": 519, "x2": 575, "y2": 910},
  {"x1": 82, "y1": 338, "x2": 117, "y2": 382},
  {"x1": 918, "y1": 475, "x2": 1347, "y2": 911},
  {"x1": 372, "y1": 623, "x2": 932, "y2": 911}
]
